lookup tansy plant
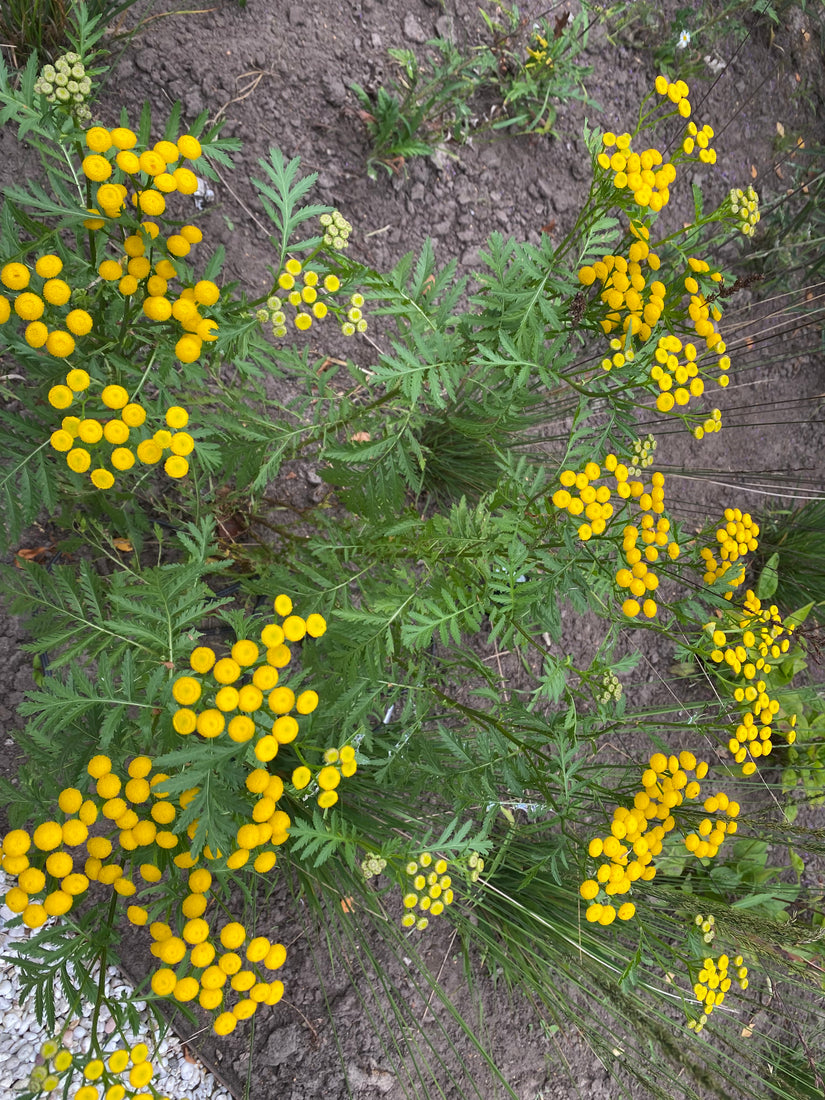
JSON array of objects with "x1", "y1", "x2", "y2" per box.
[{"x1": 1, "y1": 18, "x2": 824, "y2": 1100}]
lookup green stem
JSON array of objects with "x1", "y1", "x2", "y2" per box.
[{"x1": 89, "y1": 891, "x2": 118, "y2": 1055}]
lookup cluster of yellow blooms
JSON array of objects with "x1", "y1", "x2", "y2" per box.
[
  {"x1": 525, "y1": 31, "x2": 555, "y2": 70},
  {"x1": 401, "y1": 852, "x2": 457, "y2": 931},
  {"x1": 0, "y1": 254, "x2": 92, "y2": 357},
  {"x1": 578, "y1": 80, "x2": 749, "y2": 436},
  {"x1": 299, "y1": 745, "x2": 358, "y2": 809},
  {"x1": 147, "y1": 902, "x2": 287, "y2": 1037},
  {"x1": 700, "y1": 507, "x2": 759, "y2": 596},
  {"x1": 702, "y1": 590, "x2": 797, "y2": 775},
  {"x1": 96, "y1": 229, "x2": 220, "y2": 365},
  {"x1": 653, "y1": 76, "x2": 717, "y2": 165},
  {"x1": 649, "y1": 333, "x2": 708, "y2": 414},
  {"x1": 578, "y1": 226, "x2": 663, "y2": 343},
  {"x1": 1, "y1": 756, "x2": 174, "y2": 927},
  {"x1": 47, "y1": 375, "x2": 194, "y2": 487},
  {"x1": 80, "y1": 126, "x2": 202, "y2": 220},
  {"x1": 579, "y1": 752, "x2": 736, "y2": 926},
  {"x1": 172, "y1": 595, "x2": 323, "y2": 756},
  {"x1": 1, "y1": 750, "x2": 288, "y2": 1035},
  {"x1": 683, "y1": 791, "x2": 739, "y2": 858},
  {"x1": 597, "y1": 132, "x2": 676, "y2": 212},
  {"x1": 577, "y1": 249, "x2": 730, "y2": 430},
  {"x1": 268, "y1": 258, "x2": 367, "y2": 337},
  {"x1": 550, "y1": 455, "x2": 681, "y2": 619},
  {"x1": 29, "y1": 1039, "x2": 179, "y2": 1100},
  {"x1": 729, "y1": 185, "x2": 761, "y2": 237},
  {"x1": 173, "y1": 597, "x2": 357, "y2": 804},
  {"x1": 688, "y1": 934, "x2": 749, "y2": 1034}
]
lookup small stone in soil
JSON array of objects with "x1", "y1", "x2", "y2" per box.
[{"x1": 403, "y1": 14, "x2": 428, "y2": 44}]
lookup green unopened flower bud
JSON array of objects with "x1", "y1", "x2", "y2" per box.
[
  {"x1": 67, "y1": 80, "x2": 79, "y2": 93},
  {"x1": 55, "y1": 87, "x2": 71, "y2": 102},
  {"x1": 255, "y1": 308, "x2": 269, "y2": 323},
  {"x1": 341, "y1": 321, "x2": 355, "y2": 336},
  {"x1": 56, "y1": 57, "x2": 70, "y2": 73},
  {"x1": 71, "y1": 63, "x2": 85, "y2": 79},
  {"x1": 79, "y1": 78, "x2": 92, "y2": 94},
  {"x1": 356, "y1": 319, "x2": 368, "y2": 332},
  {"x1": 42, "y1": 64, "x2": 56, "y2": 81}
]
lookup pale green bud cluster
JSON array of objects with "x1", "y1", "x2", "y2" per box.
[
  {"x1": 467, "y1": 850, "x2": 485, "y2": 882},
  {"x1": 361, "y1": 853, "x2": 387, "y2": 879},
  {"x1": 341, "y1": 292, "x2": 368, "y2": 337},
  {"x1": 694, "y1": 911, "x2": 716, "y2": 943},
  {"x1": 627, "y1": 433, "x2": 656, "y2": 477},
  {"x1": 35, "y1": 52, "x2": 93, "y2": 122},
  {"x1": 729, "y1": 186, "x2": 760, "y2": 238},
  {"x1": 320, "y1": 210, "x2": 352, "y2": 250},
  {"x1": 595, "y1": 669, "x2": 622, "y2": 705}
]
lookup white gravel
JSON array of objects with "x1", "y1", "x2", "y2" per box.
[{"x1": 0, "y1": 870, "x2": 233, "y2": 1100}]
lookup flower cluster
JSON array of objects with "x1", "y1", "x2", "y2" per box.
[
  {"x1": 1, "y1": 750, "x2": 289, "y2": 1035},
  {"x1": 551, "y1": 455, "x2": 681, "y2": 618},
  {"x1": 525, "y1": 31, "x2": 556, "y2": 70},
  {"x1": 699, "y1": 507, "x2": 759, "y2": 596},
  {"x1": 29, "y1": 1039, "x2": 181, "y2": 1100},
  {"x1": 148, "y1": 908, "x2": 287, "y2": 1037},
  {"x1": 701, "y1": 590, "x2": 797, "y2": 775},
  {"x1": 688, "y1": 948, "x2": 749, "y2": 1034},
  {"x1": 95, "y1": 225, "x2": 220, "y2": 365},
  {"x1": 1, "y1": 754, "x2": 181, "y2": 929},
  {"x1": 729, "y1": 185, "x2": 760, "y2": 237},
  {"x1": 265, "y1": 259, "x2": 367, "y2": 337},
  {"x1": 682, "y1": 121, "x2": 717, "y2": 164},
  {"x1": 695, "y1": 910, "x2": 716, "y2": 944},
  {"x1": 401, "y1": 852, "x2": 456, "y2": 931},
  {"x1": 0, "y1": 254, "x2": 92, "y2": 357},
  {"x1": 171, "y1": 595, "x2": 325, "y2": 761},
  {"x1": 320, "y1": 210, "x2": 352, "y2": 249},
  {"x1": 649, "y1": 333, "x2": 707, "y2": 413},
  {"x1": 294, "y1": 745, "x2": 358, "y2": 809},
  {"x1": 34, "y1": 52, "x2": 92, "y2": 122},
  {"x1": 593, "y1": 668, "x2": 622, "y2": 705},
  {"x1": 682, "y1": 790, "x2": 739, "y2": 858},
  {"x1": 578, "y1": 230, "x2": 664, "y2": 344},
  {"x1": 579, "y1": 752, "x2": 737, "y2": 926},
  {"x1": 652, "y1": 76, "x2": 718, "y2": 166},
  {"x1": 597, "y1": 132, "x2": 676, "y2": 212},
  {"x1": 80, "y1": 126, "x2": 202, "y2": 219},
  {"x1": 47, "y1": 375, "x2": 194, "y2": 487},
  {"x1": 626, "y1": 433, "x2": 656, "y2": 477},
  {"x1": 361, "y1": 853, "x2": 387, "y2": 879}
]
